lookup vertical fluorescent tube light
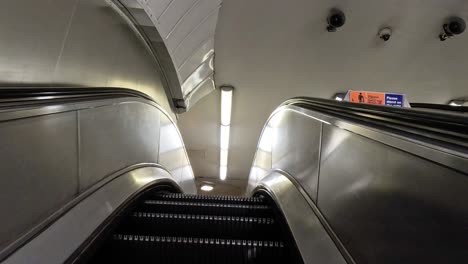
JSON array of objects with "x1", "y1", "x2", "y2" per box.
[{"x1": 220, "y1": 86, "x2": 233, "y2": 181}]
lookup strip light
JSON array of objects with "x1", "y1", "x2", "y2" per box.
[{"x1": 220, "y1": 86, "x2": 233, "y2": 180}]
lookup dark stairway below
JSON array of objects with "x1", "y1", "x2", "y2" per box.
[{"x1": 81, "y1": 192, "x2": 303, "y2": 263}]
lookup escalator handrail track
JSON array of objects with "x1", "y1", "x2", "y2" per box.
[{"x1": 283, "y1": 97, "x2": 468, "y2": 152}]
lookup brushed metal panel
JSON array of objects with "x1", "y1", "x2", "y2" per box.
[
  {"x1": 79, "y1": 102, "x2": 160, "y2": 190},
  {"x1": 159, "y1": 112, "x2": 195, "y2": 193},
  {"x1": 179, "y1": 165, "x2": 197, "y2": 194},
  {"x1": 0, "y1": 0, "x2": 77, "y2": 84},
  {"x1": 271, "y1": 110, "x2": 322, "y2": 201},
  {"x1": 318, "y1": 124, "x2": 468, "y2": 264},
  {"x1": 0, "y1": 113, "x2": 78, "y2": 251},
  {"x1": 4, "y1": 167, "x2": 177, "y2": 264},
  {"x1": 256, "y1": 172, "x2": 346, "y2": 264},
  {"x1": 53, "y1": 0, "x2": 173, "y2": 115}
]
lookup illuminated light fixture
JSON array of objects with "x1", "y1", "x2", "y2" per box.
[
  {"x1": 220, "y1": 166, "x2": 227, "y2": 181},
  {"x1": 200, "y1": 185, "x2": 214, "y2": 192},
  {"x1": 220, "y1": 86, "x2": 233, "y2": 181},
  {"x1": 449, "y1": 101, "x2": 462, "y2": 106},
  {"x1": 332, "y1": 92, "x2": 346, "y2": 102},
  {"x1": 220, "y1": 125, "x2": 230, "y2": 149},
  {"x1": 221, "y1": 87, "x2": 233, "y2": 125},
  {"x1": 220, "y1": 149, "x2": 228, "y2": 166}
]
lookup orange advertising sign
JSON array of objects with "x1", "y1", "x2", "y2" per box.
[{"x1": 349, "y1": 91, "x2": 385, "y2": 105}]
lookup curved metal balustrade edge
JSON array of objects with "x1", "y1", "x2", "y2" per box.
[
  {"x1": 2, "y1": 166, "x2": 179, "y2": 264},
  {"x1": 252, "y1": 171, "x2": 351, "y2": 264},
  {"x1": 261, "y1": 103, "x2": 468, "y2": 175}
]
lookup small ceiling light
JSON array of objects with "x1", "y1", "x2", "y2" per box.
[
  {"x1": 200, "y1": 185, "x2": 214, "y2": 192},
  {"x1": 449, "y1": 101, "x2": 462, "y2": 106}
]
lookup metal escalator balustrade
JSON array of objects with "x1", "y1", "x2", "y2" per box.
[{"x1": 83, "y1": 192, "x2": 303, "y2": 263}]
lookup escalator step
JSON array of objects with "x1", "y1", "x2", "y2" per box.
[
  {"x1": 154, "y1": 193, "x2": 266, "y2": 205},
  {"x1": 105, "y1": 234, "x2": 286, "y2": 264},
  {"x1": 140, "y1": 200, "x2": 272, "y2": 217},
  {"x1": 117, "y1": 212, "x2": 277, "y2": 239},
  {"x1": 132, "y1": 212, "x2": 275, "y2": 224}
]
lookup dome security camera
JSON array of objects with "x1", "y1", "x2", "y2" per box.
[
  {"x1": 439, "y1": 17, "x2": 466, "y2": 41},
  {"x1": 378, "y1": 27, "x2": 392, "y2": 41},
  {"x1": 327, "y1": 9, "x2": 346, "y2": 32}
]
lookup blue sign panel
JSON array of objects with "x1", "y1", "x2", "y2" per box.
[{"x1": 385, "y1": 93, "x2": 403, "y2": 107}]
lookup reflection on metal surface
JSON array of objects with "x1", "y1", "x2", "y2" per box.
[
  {"x1": 249, "y1": 104, "x2": 468, "y2": 192},
  {"x1": 258, "y1": 126, "x2": 274, "y2": 152},
  {"x1": 159, "y1": 123, "x2": 183, "y2": 153},
  {"x1": 250, "y1": 108, "x2": 322, "y2": 200},
  {"x1": 158, "y1": 113, "x2": 196, "y2": 192},
  {"x1": 0, "y1": 0, "x2": 174, "y2": 115},
  {"x1": 3, "y1": 167, "x2": 178, "y2": 264},
  {"x1": 254, "y1": 172, "x2": 347, "y2": 264},
  {"x1": 200, "y1": 184, "x2": 214, "y2": 191},
  {"x1": 248, "y1": 102, "x2": 468, "y2": 263},
  {"x1": 319, "y1": 125, "x2": 350, "y2": 163},
  {"x1": 318, "y1": 124, "x2": 468, "y2": 263},
  {"x1": 0, "y1": 96, "x2": 196, "y2": 257}
]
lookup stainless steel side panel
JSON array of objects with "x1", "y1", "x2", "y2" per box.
[
  {"x1": 79, "y1": 102, "x2": 160, "y2": 190},
  {"x1": 256, "y1": 172, "x2": 346, "y2": 264},
  {"x1": 0, "y1": 97, "x2": 196, "y2": 257},
  {"x1": 249, "y1": 104, "x2": 468, "y2": 263},
  {"x1": 318, "y1": 124, "x2": 468, "y2": 264},
  {"x1": 0, "y1": 0, "x2": 174, "y2": 117},
  {"x1": 0, "y1": 113, "x2": 78, "y2": 250},
  {"x1": 0, "y1": 0, "x2": 77, "y2": 84},
  {"x1": 3, "y1": 167, "x2": 176, "y2": 264},
  {"x1": 159, "y1": 112, "x2": 196, "y2": 193},
  {"x1": 271, "y1": 109, "x2": 322, "y2": 202}
]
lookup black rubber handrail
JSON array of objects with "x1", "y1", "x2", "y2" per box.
[
  {"x1": 410, "y1": 102, "x2": 468, "y2": 113},
  {"x1": 0, "y1": 87, "x2": 154, "y2": 110},
  {"x1": 0, "y1": 87, "x2": 151, "y2": 100},
  {"x1": 283, "y1": 97, "x2": 468, "y2": 151}
]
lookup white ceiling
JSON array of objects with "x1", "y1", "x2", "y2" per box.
[{"x1": 178, "y1": 0, "x2": 468, "y2": 193}]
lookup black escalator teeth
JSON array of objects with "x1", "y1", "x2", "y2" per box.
[
  {"x1": 113, "y1": 234, "x2": 285, "y2": 248},
  {"x1": 144, "y1": 200, "x2": 269, "y2": 209},
  {"x1": 155, "y1": 193, "x2": 265, "y2": 204},
  {"x1": 90, "y1": 193, "x2": 301, "y2": 263}
]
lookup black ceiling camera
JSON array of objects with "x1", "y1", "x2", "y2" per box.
[
  {"x1": 439, "y1": 16, "x2": 465, "y2": 41},
  {"x1": 378, "y1": 27, "x2": 392, "y2": 41},
  {"x1": 327, "y1": 9, "x2": 346, "y2": 32}
]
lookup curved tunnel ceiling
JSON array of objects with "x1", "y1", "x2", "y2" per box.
[
  {"x1": 127, "y1": 0, "x2": 221, "y2": 110},
  {"x1": 178, "y1": 0, "x2": 468, "y2": 192}
]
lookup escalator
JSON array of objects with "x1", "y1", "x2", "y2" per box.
[
  {"x1": 77, "y1": 190, "x2": 303, "y2": 264},
  {"x1": 2, "y1": 90, "x2": 467, "y2": 264}
]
